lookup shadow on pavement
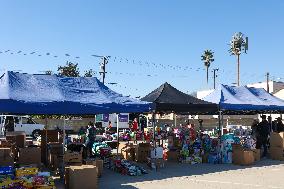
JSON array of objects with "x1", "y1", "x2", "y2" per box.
[{"x1": 98, "y1": 159, "x2": 284, "y2": 189}]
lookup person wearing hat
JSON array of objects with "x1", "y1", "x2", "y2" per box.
[{"x1": 256, "y1": 115, "x2": 270, "y2": 157}]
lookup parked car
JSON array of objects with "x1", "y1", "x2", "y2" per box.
[{"x1": 0, "y1": 115, "x2": 45, "y2": 138}]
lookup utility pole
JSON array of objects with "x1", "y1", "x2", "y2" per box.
[
  {"x1": 266, "y1": 72, "x2": 270, "y2": 93},
  {"x1": 99, "y1": 56, "x2": 108, "y2": 84},
  {"x1": 237, "y1": 54, "x2": 240, "y2": 86},
  {"x1": 213, "y1": 68, "x2": 219, "y2": 89}
]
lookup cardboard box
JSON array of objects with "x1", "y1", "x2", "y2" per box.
[
  {"x1": 64, "y1": 151, "x2": 82, "y2": 163},
  {"x1": 48, "y1": 143, "x2": 63, "y2": 156},
  {"x1": 138, "y1": 143, "x2": 151, "y2": 148},
  {"x1": 0, "y1": 141, "x2": 17, "y2": 159},
  {"x1": 121, "y1": 145, "x2": 136, "y2": 161},
  {"x1": 66, "y1": 162, "x2": 83, "y2": 166},
  {"x1": 233, "y1": 149, "x2": 254, "y2": 166},
  {"x1": 0, "y1": 148, "x2": 14, "y2": 166},
  {"x1": 167, "y1": 136, "x2": 174, "y2": 148},
  {"x1": 18, "y1": 147, "x2": 41, "y2": 165},
  {"x1": 41, "y1": 130, "x2": 62, "y2": 165},
  {"x1": 65, "y1": 165, "x2": 98, "y2": 189},
  {"x1": 252, "y1": 149, "x2": 261, "y2": 161},
  {"x1": 135, "y1": 143, "x2": 151, "y2": 163},
  {"x1": 270, "y1": 147, "x2": 284, "y2": 161},
  {"x1": 0, "y1": 140, "x2": 12, "y2": 148},
  {"x1": 232, "y1": 144, "x2": 242, "y2": 151},
  {"x1": 6, "y1": 131, "x2": 26, "y2": 148},
  {"x1": 202, "y1": 153, "x2": 209, "y2": 163},
  {"x1": 167, "y1": 150, "x2": 179, "y2": 162},
  {"x1": 48, "y1": 154, "x2": 60, "y2": 170},
  {"x1": 270, "y1": 132, "x2": 284, "y2": 148}
]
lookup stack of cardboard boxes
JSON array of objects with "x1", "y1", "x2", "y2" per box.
[
  {"x1": 6, "y1": 131, "x2": 26, "y2": 148},
  {"x1": 232, "y1": 144, "x2": 255, "y2": 166},
  {"x1": 120, "y1": 143, "x2": 136, "y2": 161},
  {"x1": 18, "y1": 147, "x2": 41, "y2": 166},
  {"x1": 167, "y1": 150, "x2": 179, "y2": 162},
  {"x1": 166, "y1": 136, "x2": 180, "y2": 162},
  {"x1": 0, "y1": 147, "x2": 14, "y2": 166},
  {"x1": 135, "y1": 143, "x2": 151, "y2": 163},
  {"x1": 47, "y1": 142, "x2": 64, "y2": 170},
  {"x1": 64, "y1": 149, "x2": 83, "y2": 166},
  {"x1": 40, "y1": 130, "x2": 62, "y2": 165},
  {"x1": 2, "y1": 132, "x2": 42, "y2": 167},
  {"x1": 270, "y1": 132, "x2": 284, "y2": 161},
  {"x1": 84, "y1": 159, "x2": 104, "y2": 177}
]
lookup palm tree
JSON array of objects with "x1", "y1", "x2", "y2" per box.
[
  {"x1": 229, "y1": 32, "x2": 248, "y2": 86},
  {"x1": 201, "y1": 50, "x2": 214, "y2": 84}
]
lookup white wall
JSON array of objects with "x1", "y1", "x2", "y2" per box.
[
  {"x1": 197, "y1": 89, "x2": 214, "y2": 99},
  {"x1": 274, "y1": 89, "x2": 284, "y2": 100},
  {"x1": 246, "y1": 81, "x2": 284, "y2": 93}
]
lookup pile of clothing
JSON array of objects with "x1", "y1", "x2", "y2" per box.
[{"x1": 92, "y1": 142, "x2": 111, "y2": 157}]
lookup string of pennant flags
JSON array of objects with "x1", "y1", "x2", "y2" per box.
[
  {"x1": 111, "y1": 56, "x2": 206, "y2": 72},
  {"x1": 0, "y1": 48, "x2": 273, "y2": 82},
  {"x1": 0, "y1": 48, "x2": 207, "y2": 72}
]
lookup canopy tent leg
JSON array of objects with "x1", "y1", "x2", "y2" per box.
[
  {"x1": 221, "y1": 113, "x2": 224, "y2": 135},
  {"x1": 116, "y1": 113, "x2": 119, "y2": 156},
  {"x1": 174, "y1": 113, "x2": 177, "y2": 127},
  {"x1": 61, "y1": 116, "x2": 66, "y2": 178},
  {"x1": 218, "y1": 111, "x2": 223, "y2": 164},
  {"x1": 152, "y1": 112, "x2": 157, "y2": 157},
  {"x1": 270, "y1": 111, "x2": 272, "y2": 132},
  {"x1": 218, "y1": 111, "x2": 222, "y2": 138}
]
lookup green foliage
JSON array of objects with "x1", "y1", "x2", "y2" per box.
[
  {"x1": 57, "y1": 61, "x2": 80, "y2": 77},
  {"x1": 84, "y1": 69, "x2": 95, "y2": 77},
  {"x1": 45, "y1": 70, "x2": 53, "y2": 75},
  {"x1": 201, "y1": 50, "x2": 214, "y2": 67},
  {"x1": 229, "y1": 32, "x2": 247, "y2": 56},
  {"x1": 201, "y1": 49, "x2": 214, "y2": 84}
]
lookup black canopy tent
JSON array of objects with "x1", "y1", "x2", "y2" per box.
[
  {"x1": 141, "y1": 82, "x2": 218, "y2": 151},
  {"x1": 141, "y1": 82, "x2": 218, "y2": 114}
]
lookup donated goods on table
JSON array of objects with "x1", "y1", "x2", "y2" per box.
[{"x1": 0, "y1": 166, "x2": 55, "y2": 189}]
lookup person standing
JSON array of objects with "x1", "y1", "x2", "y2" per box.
[
  {"x1": 276, "y1": 117, "x2": 284, "y2": 133},
  {"x1": 251, "y1": 119, "x2": 259, "y2": 139},
  {"x1": 86, "y1": 122, "x2": 96, "y2": 157},
  {"x1": 198, "y1": 119, "x2": 204, "y2": 132},
  {"x1": 132, "y1": 118, "x2": 138, "y2": 132},
  {"x1": 256, "y1": 115, "x2": 270, "y2": 157}
]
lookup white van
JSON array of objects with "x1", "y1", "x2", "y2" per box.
[{"x1": 0, "y1": 115, "x2": 45, "y2": 138}]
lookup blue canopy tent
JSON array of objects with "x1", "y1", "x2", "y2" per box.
[
  {"x1": 0, "y1": 71, "x2": 153, "y2": 114},
  {"x1": 0, "y1": 71, "x2": 153, "y2": 162},
  {"x1": 203, "y1": 84, "x2": 284, "y2": 146},
  {"x1": 203, "y1": 84, "x2": 284, "y2": 113}
]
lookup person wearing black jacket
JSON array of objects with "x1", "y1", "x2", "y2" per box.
[
  {"x1": 256, "y1": 115, "x2": 270, "y2": 157},
  {"x1": 276, "y1": 117, "x2": 284, "y2": 133}
]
